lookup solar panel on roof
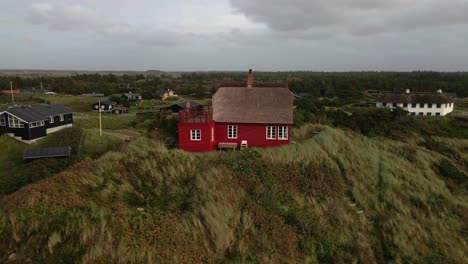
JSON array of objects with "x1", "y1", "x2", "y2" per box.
[{"x1": 23, "y1": 146, "x2": 71, "y2": 160}]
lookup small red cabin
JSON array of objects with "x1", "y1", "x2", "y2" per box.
[
  {"x1": 178, "y1": 70, "x2": 294, "y2": 152},
  {"x1": 1, "y1": 90, "x2": 20, "y2": 95}
]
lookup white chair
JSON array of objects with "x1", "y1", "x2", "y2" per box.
[{"x1": 240, "y1": 140, "x2": 248, "y2": 150}]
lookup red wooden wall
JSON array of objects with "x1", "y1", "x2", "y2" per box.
[
  {"x1": 178, "y1": 121, "x2": 215, "y2": 152},
  {"x1": 214, "y1": 123, "x2": 291, "y2": 148}
]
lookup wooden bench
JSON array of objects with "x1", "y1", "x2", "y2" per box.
[{"x1": 218, "y1": 142, "x2": 238, "y2": 150}]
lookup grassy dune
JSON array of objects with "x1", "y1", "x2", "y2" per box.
[{"x1": 0, "y1": 125, "x2": 466, "y2": 263}]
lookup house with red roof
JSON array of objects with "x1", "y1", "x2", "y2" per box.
[{"x1": 178, "y1": 70, "x2": 294, "y2": 152}]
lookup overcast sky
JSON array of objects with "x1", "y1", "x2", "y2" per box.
[{"x1": 1, "y1": 0, "x2": 468, "y2": 71}]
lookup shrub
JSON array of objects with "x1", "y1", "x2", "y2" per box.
[{"x1": 435, "y1": 159, "x2": 467, "y2": 180}]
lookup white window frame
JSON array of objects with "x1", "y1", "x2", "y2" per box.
[
  {"x1": 278, "y1": 126, "x2": 288, "y2": 140},
  {"x1": 60, "y1": 114, "x2": 64, "y2": 122},
  {"x1": 8, "y1": 116, "x2": 24, "y2": 128},
  {"x1": 0, "y1": 115, "x2": 5, "y2": 126},
  {"x1": 211, "y1": 127, "x2": 214, "y2": 142},
  {"x1": 266, "y1": 126, "x2": 276, "y2": 140},
  {"x1": 190, "y1": 129, "x2": 201, "y2": 141},
  {"x1": 30, "y1": 121, "x2": 45, "y2": 128},
  {"x1": 49, "y1": 116, "x2": 55, "y2": 124},
  {"x1": 227, "y1": 125, "x2": 238, "y2": 139}
]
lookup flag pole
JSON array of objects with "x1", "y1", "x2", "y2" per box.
[
  {"x1": 10, "y1": 81, "x2": 14, "y2": 103},
  {"x1": 99, "y1": 100, "x2": 102, "y2": 136}
]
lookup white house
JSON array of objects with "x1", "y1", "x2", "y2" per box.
[
  {"x1": 375, "y1": 89, "x2": 455, "y2": 116},
  {"x1": 122, "y1": 92, "x2": 143, "y2": 101}
]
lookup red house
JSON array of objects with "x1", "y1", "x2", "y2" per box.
[{"x1": 178, "y1": 70, "x2": 294, "y2": 152}]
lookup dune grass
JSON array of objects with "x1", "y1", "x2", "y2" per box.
[{"x1": 0, "y1": 125, "x2": 466, "y2": 263}]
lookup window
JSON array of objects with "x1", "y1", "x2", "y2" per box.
[
  {"x1": 411, "y1": 103, "x2": 417, "y2": 108},
  {"x1": 419, "y1": 112, "x2": 424, "y2": 116},
  {"x1": 49, "y1": 116, "x2": 54, "y2": 124},
  {"x1": 435, "y1": 113, "x2": 441, "y2": 116},
  {"x1": 428, "y1": 103, "x2": 433, "y2": 108},
  {"x1": 382, "y1": 102, "x2": 387, "y2": 107},
  {"x1": 190, "y1": 129, "x2": 201, "y2": 141},
  {"x1": 403, "y1": 103, "x2": 408, "y2": 108},
  {"x1": 278, "y1": 126, "x2": 288, "y2": 140},
  {"x1": 410, "y1": 112, "x2": 416, "y2": 116},
  {"x1": 95, "y1": 105, "x2": 99, "y2": 109},
  {"x1": 0, "y1": 116, "x2": 5, "y2": 126},
  {"x1": 227, "y1": 125, "x2": 237, "y2": 139},
  {"x1": 266, "y1": 126, "x2": 276, "y2": 139},
  {"x1": 30, "y1": 121, "x2": 45, "y2": 128},
  {"x1": 8, "y1": 116, "x2": 24, "y2": 128},
  {"x1": 420, "y1": 103, "x2": 425, "y2": 108},
  {"x1": 436, "y1": 104, "x2": 441, "y2": 108},
  {"x1": 392, "y1": 103, "x2": 397, "y2": 107},
  {"x1": 211, "y1": 127, "x2": 214, "y2": 142},
  {"x1": 427, "y1": 113, "x2": 432, "y2": 116},
  {"x1": 60, "y1": 114, "x2": 64, "y2": 121}
]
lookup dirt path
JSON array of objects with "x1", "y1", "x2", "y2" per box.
[{"x1": 102, "y1": 131, "x2": 134, "y2": 141}]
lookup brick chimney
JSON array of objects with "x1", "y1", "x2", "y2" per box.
[{"x1": 247, "y1": 69, "x2": 254, "y2": 88}]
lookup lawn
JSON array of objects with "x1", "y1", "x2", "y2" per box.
[
  {"x1": 74, "y1": 112, "x2": 137, "y2": 130},
  {"x1": 37, "y1": 94, "x2": 106, "y2": 112}
]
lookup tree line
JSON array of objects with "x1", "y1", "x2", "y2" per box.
[{"x1": 1, "y1": 71, "x2": 466, "y2": 100}]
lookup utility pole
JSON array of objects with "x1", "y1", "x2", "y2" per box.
[
  {"x1": 10, "y1": 81, "x2": 14, "y2": 103},
  {"x1": 99, "y1": 100, "x2": 102, "y2": 136}
]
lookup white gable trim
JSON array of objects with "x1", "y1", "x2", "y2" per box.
[{"x1": 5, "y1": 112, "x2": 30, "y2": 124}]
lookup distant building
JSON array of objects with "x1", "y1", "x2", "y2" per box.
[
  {"x1": 82, "y1": 92, "x2": 105, "y2": 97},
  {"x1": 1, "y1": 90, "x2": 20, "y2": 95},
  {"x1": 161, "y1": 101, "x2": 201, "y2": 113},
  {"x1": 157, "y1": 89, "x2": 177, "y2": 100},
  {"x1": 122, "y1": 92, "x2": 142, "y2": 101},
  {"x1": 178, "y1": 69, "x2": 294, "y2": 152},
  {"x1": 111, "y1": 106, "x2": 128, "y2": 115},
  {"x1": 375, "y1": 89, "x2": 455, "y2": 116},
  {"x1": 21, "y1": 88, "x2": 48, "y2": 94},
  {"x1": 91, "y1": 100, "x2": 117, "y2": 112},
  {"x1": 0, "y1": 105, "x2": 73, "y2": 144}
]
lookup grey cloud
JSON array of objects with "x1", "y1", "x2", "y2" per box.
[
  {"x1": 28, "y1": 3, "x2": 104, "y2": 31},
  {"x1": 27, "y1": 2, "x2": 188, "y2": 47},
  {"x1": 229, "y1": 0, "x2": 468, "y2": 36}
]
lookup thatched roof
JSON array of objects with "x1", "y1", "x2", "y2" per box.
[
  {"x1": 218, "y1": 81, "x2": 288, "y2": 88},
  {"x1": 213, "y1": 87, "x2": 294, "y2": 124},
  {"x1": 377, "y1": 92, "x2": 454, "y2": 104}
]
